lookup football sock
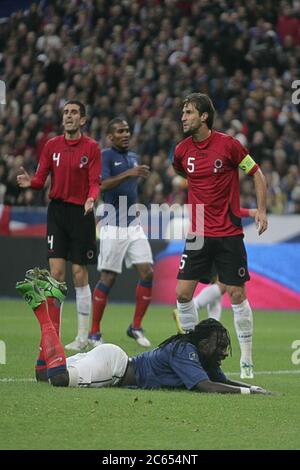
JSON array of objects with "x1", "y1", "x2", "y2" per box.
[
  {"x1": 75, "y1": 285, "x2": 91, "y2": 340},
  {"x1": 207, "y1": 299, "x2": 222, "y2": 321},
  {"x1": 132, "y1": 280, "x2": 152, "y2": 329},
  {"x1": 33, "y1": 302, "x2": 66, "y2": 377},
  {"x1": 36, "y1": 298, "x2": 62, "y2": 375},
  {"x1": 232, "y1": 299, "x2": 253, "y2": 365},
  {"x1": 193, "y1": 283, "x2": 222, "y2": 310},
  {"x1": 177, "y1": 300, "x2": 198, "y2": 332},
  {"x1": 90, "y1": 282, "x2": 110, "y2": 334},
  {"x1": 47, "y1": 297, "x2": 62, "y2": 336}
]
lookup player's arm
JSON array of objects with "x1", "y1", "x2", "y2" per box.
[
  {"x1": 172, "y1": 146, "x2": 187, "y2": 178},
  {"x1": 237, "y1": 151, "x2": 267, "y2": 235},
  {"x1": 195, "y1": 379, "x2": 271, "y2": 395},
  {"x1": 84, "y1": 143, "x2": 101, "y2": 215},
  {"x1": 240, "y1": 207, "x2": 257, "y2": 218},
  {"x1": 253, "y1": 168, "x2": 268, "y2": 235},
  {"x1": 17, "y1": 143, "x2": 51, "y2": 189},
  {"x1": 101, "y1": 165, "x2": 150, "y2": 191}
]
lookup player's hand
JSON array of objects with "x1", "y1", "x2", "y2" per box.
[
  {"x1": 84, "y1": 197, "x2": 94, "y2": 215},
  {"x1": 128, "y1": 165, "x2": 150, "y2": 178},
  {"x1": 255, "y1": 210, "x2": 268, "y2": 235},
  {"x1": 248, "y1": 208, "x2": 257, "y2": 219},
  {"x1": 250, "y1": 386, "x2": 273, "y2": 395},
  {"x1": 17, "y1": 166, "x2": 31, "y2": 188}
]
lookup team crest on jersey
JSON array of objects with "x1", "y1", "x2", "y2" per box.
[
  {"x1": 213, "y1": 159, "x2": 224, "y2": 173},
  {"x1": 80, "y1": 156, "x2": 89, "y2": 168},
  {"x1": 189, "y1": 352, "x2": 199, "y2": 362}
]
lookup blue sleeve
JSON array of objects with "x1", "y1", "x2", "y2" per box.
[
  {"x1": 101, "y1": 151, "x2": 111, "y2": 181},
  {"x1": 169, "y1": 343, "x2": 209, "y2": 390},
  {"x1": 207, "y1": 367, "x2": 227, "y2": 383}
]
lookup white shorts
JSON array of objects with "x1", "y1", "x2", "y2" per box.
[
  {"x1": 66, "y1": 343, "x2": 129, "y2": 388},
  {"x1": 97, "y1": 225, "x2": 153, "y2": 273}
]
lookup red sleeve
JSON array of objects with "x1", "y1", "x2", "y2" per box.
[
  {"x1": 239, "y1": 207, "x2": 250, "y2": 217},
  {"x1": 229, "y1": 137, "x2": 249, "y2": 166},
  {"x1": 172, "y1": 145, "x2": 185, "y2": 175},
  {"x1": 87, "y1": 142, "x2": 101, "y2": 201},
  {"x1": 30, "y1": 141, "x2": 52, "y2": 189}
]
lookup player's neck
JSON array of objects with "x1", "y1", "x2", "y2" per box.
[
  {"x1": 65, "y1": 130, "x2": 82, "y2": 140},
  {"x1": 192, "y1": 128, "x2": 211, "y2": 142}
]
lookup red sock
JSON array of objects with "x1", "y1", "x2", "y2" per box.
[
  {"x1": 36, "y1": 297, "x2": 61, "y2": 371},
  {"x1": 33, "y1": 302, "x2": 66, "y2": 371},
  {"x1": 90, "y1": 285, "x2": 109, "y2": 334},
  {"x1": 47, "y1": 297, "x2": 61, "y2": 337},
  {"x1": 132, "y1": 282, "x2": 152, "y2": 329}
]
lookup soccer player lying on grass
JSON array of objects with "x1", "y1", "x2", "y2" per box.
[{"x1": 16, "y1": 269, "x2": 272, "y2": 394}]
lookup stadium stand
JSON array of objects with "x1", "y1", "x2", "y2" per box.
[{"x1": 0, "y1": 0, "x2": 299, "y2": 214}]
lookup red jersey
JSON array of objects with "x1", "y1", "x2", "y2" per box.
[
  {"x1": 31, "y1": 135, "x2": 101, "y2": 205},
  {"x1": 173, "y1": 130, "x2": 258, "y2": 237}
]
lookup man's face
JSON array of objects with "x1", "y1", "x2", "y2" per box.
[
  {"x1": 62, "y1": 104, "x2": 86, "y2": 133},
  {"x1": 181, "y1": 102, "x2": 205, "y2": 135},
  {"x1": 109, "y1": 121, "x2": 131, "y2": 151},
  {"x1": 198, "y1": 331, "x2": 229, "y2": 367}
]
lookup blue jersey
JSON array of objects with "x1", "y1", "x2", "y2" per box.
[
  {"x1": 131, "y1": 341, "x2": 227, "y2": 390},
  {"x1": 101, "y1": 147, "x2": 138, "y2": 226}
]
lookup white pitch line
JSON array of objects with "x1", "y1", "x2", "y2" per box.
[
  {"x1": 227, "y1": 369, "x2": 300, "y2": 376},
  {"x1": 1, "y1": 369, "x2": 300, "y2": 383}
]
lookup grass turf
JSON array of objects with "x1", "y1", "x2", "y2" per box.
[{"x1": 0, "y1": 299, "x2": 300, "y2": 450}]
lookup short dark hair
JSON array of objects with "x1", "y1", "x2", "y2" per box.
[
  {"x1": 63, "y1": 100, "x2": 86, "y2": 117},
  {"x1": 107, "y1": 117, "x2": 128, "y2": 135},
  {"x1": 159, "y1": 318, "x2": 231, "y2": 356},
  {"x1": 183, "y1": 93, "x2": 215, "y2": 129}
]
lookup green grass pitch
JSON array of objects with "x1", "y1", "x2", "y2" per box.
[{"x1": 0, "y1": 299, "x2": 300, "y2": 450}]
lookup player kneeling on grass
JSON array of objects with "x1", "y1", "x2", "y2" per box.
[{"x1": 16, "y1": 271, "x2": 272, "y2": 394}]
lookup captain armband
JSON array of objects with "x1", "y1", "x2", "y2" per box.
[{"x1": 239, "y1": 154, "x2": 258, "y2": 175}]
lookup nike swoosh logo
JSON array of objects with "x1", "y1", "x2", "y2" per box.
[
  {"x1": 142, "y1": 296, "x2": 152, "y2": 300},
  {"x1": 114, "y1": 162, "x2": 123, "y2": 166}
]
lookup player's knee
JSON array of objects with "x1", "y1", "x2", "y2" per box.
[
  {"x1": 227, "y1": 286, "x2": 245, "y2": 305},
  {"x1": 72, "y1": 266, "x2": 88, "y2": 285},
  {"x1": 176, "y1": 289, "x2": 193, "y2": 303},
  {"x1": 100, "y1": 270, "x2": 117, "y2": 287},
  {"x1": 50, "y1": 371, "x2": 69, "y2": 387},
  {"x1": 139, "y1": 266, "x2": 153, "y2": 282},
  {"x1": 50, "y1": 268, "x2": 65, "y2": 282}
]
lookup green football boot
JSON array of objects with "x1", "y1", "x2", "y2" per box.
[
  {"x1": 25, "y1": 267, "x2": 67, "y2": 303},
  {"x1": 15, "y1": 279, "x2": 46, "y2": 310}
]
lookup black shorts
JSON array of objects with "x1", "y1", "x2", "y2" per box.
[
  {"x1": 47, "y1": 199, "x2": 97, "y2": 265},
  {"x1": 177, "y1": 235, "x2": 250, "y2": 286}
]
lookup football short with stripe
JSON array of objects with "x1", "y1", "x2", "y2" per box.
[
  {"x1": 97, "y1": 225, "x2": 153, "y2": 273},
  {"x1": 66, "y1": 343, "x2": 129, "y2": 387}
]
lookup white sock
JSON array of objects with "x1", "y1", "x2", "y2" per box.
[
  {"x1": 232, "y1": 299, "x2": 253, "y2": 366},
  {"x1": 193, "y1": 284, "x2": 222, "y2": 311},
  {"x1": 207, "y1": 299, "x2": 222, "y2": 321},
  {"x1": 75, "y1": 285, "x2": 91, "y2": 340},
  {"x1": 177, "y1": 300, "x2": 198, "y2": 332}
]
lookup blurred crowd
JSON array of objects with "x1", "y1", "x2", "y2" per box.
[{"x1": 0, "y1": 0, "x2": 300, "y2": 214}]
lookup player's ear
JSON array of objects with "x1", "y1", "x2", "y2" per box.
[
  {"x1": 80, "y1": 116, "x2": 87, "y2": 126},
  {"x1": 201, "y1": 112, "x2": 208, "y2": 122}
]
